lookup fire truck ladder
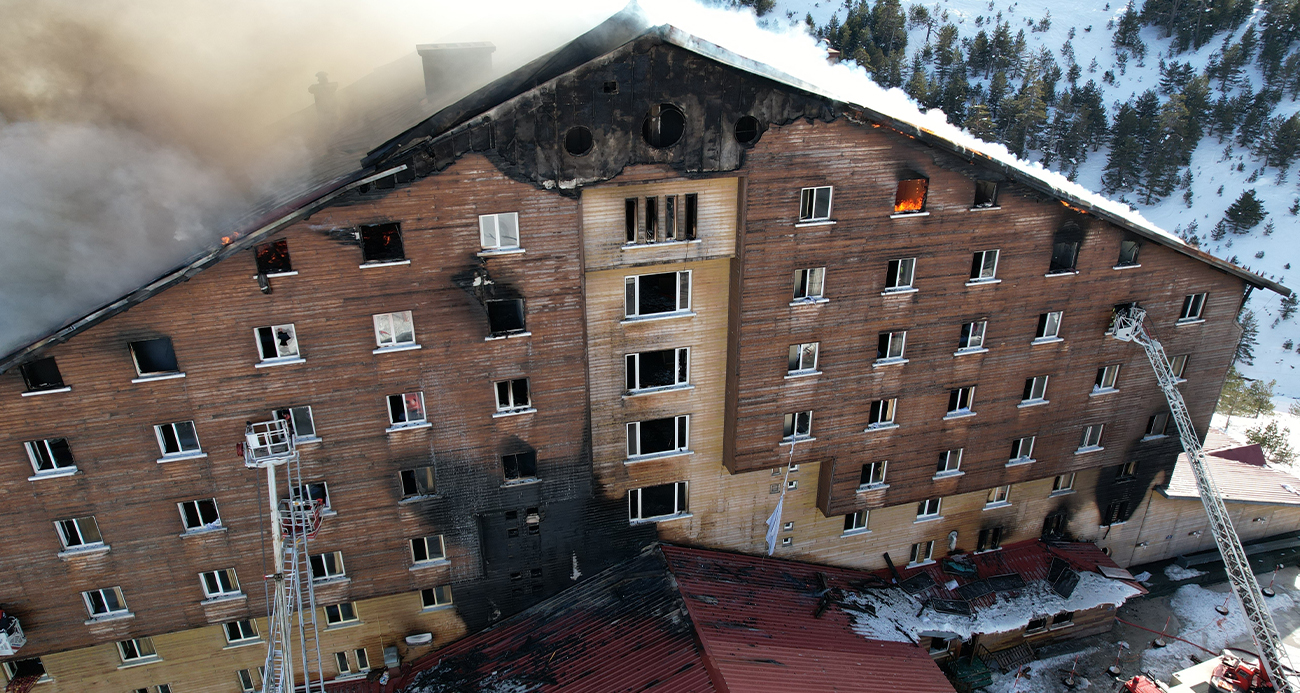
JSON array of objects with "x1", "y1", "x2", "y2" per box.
[
  {"x1": 243, "y1": 420, "x2": 326, "y2": 693},
  {"x1": 1113, "y1": 307, "x2": 1298, "y2": 692}
]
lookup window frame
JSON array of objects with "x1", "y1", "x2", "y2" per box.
[
  {"x1": 1169, "y1": 354, "x2": 1189, "y2": 380},
  {"x1": 626, "y1": 415, "x2": 690, "y2": 459},
  {"x1": 20, "y1": 357, "x2": 65, "y2": 393},
  {"x1": 936, "y1": 449, "x2": 963, "y2": 477},
  {"x1": 478, "y1": 212, "x2": 521, "y2": 251},
  {"x1": 201, "y1": 568, "x2": 242, "y2": 600},
  {"x1": 986, "y1": 485, "x2": 1011, "y2": 507},
  {"x1": 892, "y1": 178, "x2": 929, "y2": 215},
  {"x1": 310, "y1": 551, "x2": 346, "y2": 582},
  {"x1": 358, "y1": 222, "x2": 405, "y2": 264},
  {"x1": 875, "y1": 331, "x2": 907, "y2": 364},
  {"x1": 1021, "y1": 375, "x2": 1049, "y2": 405},
  {"x1": 798, "y1": 186, "x2": 833, "y2": 222},
  {"x1": 410, "y1": 535, "x2": 447, "y2": 565},
  {"x1": 1094, "y1": 364, "x2": 1121, "y2": 393},
  {"x1": 792, "y1": 267, "x2": 827, "y2": 302},
  {"x1": 1179, "y1": 293, "x2": 1207, "y2": 322},
  {"x1": 787, "y1": 342, "x2": 819, "y2": 375},
  {"x1": 323, "y1": 602, "x2": 358, "y2": 626},
  {"x1": 909, "y1": 540, "x2": 935, "y2": 566},
  {"x1": 626, "y1": 347, "x2": 691, "y2": 392},
  {"x1": 253, "y1": 324, "x2": 300, "y2": 363},
  {"x1": 1117, "y1": 460, "x2": 1139, "y2": 480},
  {"x1": 958, "y1": 320, "x2": 988, "y2": 352},
  {"x1": 859, "y1": 461, "x2": 887, "y2": 490},
  {"x1": 273, "y1": 405, "x2": 317, "y2": 442},
  {"x1": 178, "y1": 498, "x2": 222, "y2": 533},
  {"x1": 884, "y1": 258, "x2": 917, "y2": 292},
  {"x1": 946, "y1": 386, "x2": 976, "y2": 417},
  {"x1": 154, "y1": 420, "x2": 202, "y2": 459},
  {"x1": 386, "y1": 392, "x2": 427, "y2": 429},
  {"x1": 117, "y1": 637, "x2": 157, "y2": 664},
  {"x1": 1052, "y1": 473, "x2": 1076, "y2": 494},
  {"x1": 969, "y1": 249, "x2": 1000, "y2": 283},
  {"x1": 1035, "y1": 311, "x2": 1063, "y2": 341},
  {"x1": 843, "y1": 510, "x2": 870, "y2": 534},
  {"x1": 973, "y1": 180, "x2": 999, "y2": 208},
  {"x1": 84, "y1": 586, "x2": 129, "y2": 619},
  {"x1": 1079, "y1": 424, "x2": 1105, "y2": 452},
  {"x1": 255, "y1": 238, "x2": 293, "y2": 276},
  {"x1": 782, "y1": 410, "x2": 813, "y2": 442},
  {"x1": 56, "y1": 516, "x2": 103, "y2": 550},
  {"x1": 628, "y1": 481, "x2": 690, "y2": 523},
  {"x1": 501, "y1": 451, "x2": 538, "y2": 482},
  {"x1": 1145, "y1": 412, "x2": 1171, "y2": 439},
  {"x1": 24, "y1": 438, "x2": 76, "y2": 475},
  {"x1": 916, "y1": 498, "x2": 942, "y2": 521},
  {"x1": 130, "y1": 337, "x2": 181, "y2": 378},
  {"x1": 977, "y1": 526, "x2": 1004, "y2": 552},
  {"x1": 223, "y1": 620, "x2": 260, "y2": 645},
  {"x1": 1048, "y1": 240, "x2": 1079, "y2": 274},
  {"x1": 486, "y1": 298, "x2": 527, "y2": 337},
  {"x1": 1117, "y1": 239, "x2": 1141, "y2": 267},
  {"x1": 493, "y1": 378, "x2": 532, "y2": 414},
  {"x1": 1009, "y1": 436, "x2": 1036, "y2": 465},
  {"x1": 624, "y1": 270, "x2": 692, "y2": 319},
  {"x1": 420, "y1": 585, "x2": 454, "y2": 610},
  {"x1": 399, "y1": 466, "x2": 437, "y2": 499},
  {"x1": 867, "y1": 398, "x2": 898, "y2": 429},
  {"x1": 372, "y1": 311, "x2": 417, "y2": 350}
]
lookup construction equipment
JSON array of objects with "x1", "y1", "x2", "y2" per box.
[
  {"x1": 241, "y1": 419, "x2": 326, "y2": 693},
  {"x1": 0, "y1": 609, "x2": 24, "y2": 656},
  {"x1": 1112, "y1": 307, "x2": 1296, "y2": 693}
]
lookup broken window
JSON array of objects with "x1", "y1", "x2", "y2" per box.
[
  {"x1": 178, "y1": 499, "x2": 221, "y2": 532},
  {"x1": 642, "y1": 103, "x2": 685, "y2": 148},
  {"x1": 787, "y1": 342, "x2": 819, "y2": 375},
  {"x1": 684, "y1": 193, "x2": 698, "y2": 240},
  {"x1": 977, "y1": 526, "x2": 1004, "y2": 552},
  {"x1": 884, "y1": 258, "x2": 916, "y2": 291},
  {"x1": 421, "y1": 585, "x2": 453, "y2": 609},
  {"x1": 867, "y1": 398, "x2": 897, "y2": 428},
  {"x1": 936, "y1": 449, "x2": 962, "y2": 476},
  {"x1": 310, "y1": 551, "x2": 345, "y2": 581},
  {"x1": 130, "y1": 337, "x2": 179, "y2": 377},
  {"x1": 20, "y1": 357, "x2": 64, "y2": 392},
  {"x1": 237, "y1": 668, "x2": 262, "y2": 692},
  {"x1": 628, "y1": 481, "x2": 689, "y2": 522},
  {"x1": 645, "y1": 196, "x2": 658, "y2": 242},
  {"x1": 155, "y1": 421, "x2": 201, "y2": 458},
  {"x1": 909, "y1": 540, "x2": 935, "y2": 565},
  {"x1": 664, "y1": 196, "x2": 677, "y2": 240},
  {"x1": 1094, "y1": 365, "x2": 1121, "y2": 392},
  {"x1": 958, "y1": 321, "x2": 987, "y2": 351},
  {"x1": 201, "y1": 569, "x2": 241, "y2": 599},
  {"x1": 970, "y1": 249, "x2": 1000, "y2": 282},
  {"x1": 117, "y1": 637, "x2": 155, "y2": 663},
  {"x1": 973, "y1": 180, "x2": 999, "y2": 208},
  {"x1": 1079, "y1": 424, "x2": 1105, "y2": 451},
  {"x1": 410, "y1": 535, "x2": 445, "y2": 564},
  {"x1": 859, "y1": 461, "x2": 887, "y2": 489},
  {"x1": 1104, "y1": 500, "x2": 1130, "y2": 525},
  {"x1": 1042, "y1": 513, "x2": 1067, "y2": 539},
  {"x1": 494, "y1": 378, "x2": 531, "y2": 412},
  {"x1": 843, "y1": 510, "x2": 869, "y2": 533},
  {"x1": 56, "y1": 516, "x2": 103, "y2": 549},
  {"x1": 626, "y1": 347, "x2": 689, "y2": 391},
  {"x1": 387, "y1": 392, "x2": 426, "y2": 428},
  {"x1": 876, "y1": 331, "x2": 907, "y2": 362},
  {"x1": 1169, "y1": 354, "x2": 1189, "y2": 380},
  {"x1": 1022, "y1": 376, "x2": 1049, "y2": 403},
  {"x1": 624, "y1": 198, "x2": 638, "y2": 243},
  {"x1": 223, "y1": 620, "x2": 259, "y2": 645},
  {"x1": 1179, "y1": 293, "x2": 1207, "y2": 321},
  {"x1": 502, "y1": 451, "x2": 538, "y2": 481},
  {"x1": 1010, "y1": 436, "x2": 1036, "y2": 463},
  {"x1": 986, "y1": 485, "x2": 1011, "y2": 506},
  {"x1": 399, "y1": 466, "x2": 437, "y2": 498},
  {"x1": 564, "y1": 126, "x2": 593, "y2": 157},
  {"x1": 1035, "y1": 311, "x2": 1063, "y2": 341},
  {"x1": 782, "y1": 411, "x2": 813, "y2": 441},
  {"x1": 893, "y1": 178, "x2": 928, "y2": 214},
  {"x1": 487, "y1": 298, "x2": 527, "y2": 336},
  {"x1": 373, "y1": 311, "x2": 416, "y2": 349},
  {"x1": 1117, "y1": 460, "x2": 1139, "y2": 480},
  {"x1": 1051, "y1": 612, "x2": 1074, "y2": 628},
  {"x1": 798, "y1": 186, "x2": 833, "y2": 222},
  {"x1": 917, "y1": 498, "x2": 942, "y2": 520},
  {"x1": 324, "y1": 602, "x2": 358, "y2": 625},
  {"x1": 254, "y1": 324, "x2": 299, "y2": 362},
  {"x1": 1053, "y1": 473, "x2": 1076, "y2": 493},
  {"x1": 289, "y1": 482, "x2": 330, "y2": 510},
  {"x1": 1049, "y1": 240, "x2": 1080, "y2": 274},
  {"x1": 946, "y1": 386, "x2": 975, "y2": 416},
  {"x1": 1024, "y1": 616, "x2": 1049, "y2": 634},
  {"x1": 734, "y1": 115, "x2": 761, "y2": 145},
  {"x1": 273, "y1": 406, "x2": 316, "y2": 441},
  {"x1": 255, "y1": 239, "x2": 293, "y2": 275},
  {"x1": 627, "y1": 416, "x2": 689, "y2": 457},
  {"x1": 83, "y1": 587, "x2": 128, "y2": 618},
  {"x1": 1146, "y1": 412, "x2": 1171, "y2": 438},
  {"x1": 1117, "y1": 239, "x2": 1141, "y2": 267},
  {"x1": 625, "y1": 271, "x2": 690, "y2": 318},
  {"x1": 793, "y1": 267, "x2": 826, "y2": 302},
  {"x1": 359, "y1": 223, "x2": 404, "y2": 263},
  {"x1": 3, "y1": 658, "x2": 46, "y2": 682},
  {"x1": 24, "y1": 438, "x2": 75, "y2": 475}
]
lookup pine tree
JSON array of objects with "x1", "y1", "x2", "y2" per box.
[
  {"x1": 1236, "y1": 309, "x2": 1259, "y2": 365},
  {"x1": 963, "y1": 103, "x2": 997, "y2": 141},
  {"x1": 1267, "y1": 113, "x2": 1300, "y2": 170},
  {"x1": 1219, "y1": 366, "x2": 1249, "y2": 425},
  {"x1": 1102, "y1": 102, "x2": 1143, "y2": 192},
  {"x1": 1246, "y1": 421, "x2": 1297, "y2": 464},
  {"x1": 1223, "y1": 189, "x2": 1267, "y2": 232},
  {"x1": 904, "y1": 54, "x2": 933, "y2": 107},
  {"x1": 1281, "y1": 293, "x2": 1298, "y2": 320},
  {"x1": 1113, "y1": 1, "x2": 1147, "y2": 58}
]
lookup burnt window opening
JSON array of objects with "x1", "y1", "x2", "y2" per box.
[
  {"x1": 21, "y1": 357, "x2": 64, "y2": 392},
  {"x1": 494, "y1": 378, "x2": 531, "y2": 412},
  {"x1": 628, "y1": 481, "x2": 689, "y2": 521},
  {"x1": 626, "y1": 348, "x2": 689, "y2": 391},
  {"x1": 1104, "y1": 499, "x2": 1131, "y2": 525},
  {"x1": 624, "y1": 198, "x2": 638, "y2": 244},
  {"x1": 893, "y1": 178, "x2": 929, "y2": 214},
  {"x1": 1052, "y1": 611, "x2": 1074, "y2": 627},
  {"x1": 357, "y1": 168, "x2": 414, "y2": 193},
  {"x1": 642, "y1": 103, "x2": 685, "y2": 148},
  {"x1": 255, "y1": 239, "x2": 293, "y2": 275},
  {"x1": 627, "y1": 416, "x2": 689, "y2": 458},
  {"x1": 734, "y1": 115, "x2": 762, "y2": 145},
  {"x1": 684, "y1": 193, "x2": 698, "y2": 240},
  {"x1": 973, "y1": 180, "x2": 999, "y2": 208},
  {"x1": 1049, "y1": 223, "x2": 1083, "y2": 274},
  {"x1": 1042, "y1": 513, "x2": 1067, "y2": 540},
  {"x1": 602, "y1": 80, "x2": 618, "y2": 94},
  {"x1": 564, "y1": 126, "x2": 593, "y2": 156},
  {"x1": 625, "y1": 271, "x2": 690, "y2": 317},
  {"x1": 130, "y1": 337, "x2": 180, "y2": 376},
  {"x1": 359, "y1": 223, "x2": 405, "y2": 264},
  {"x1": 1118, "y1": 239, "x2": 1141, "y2": 267},
  {"x1": 399, "y1": 465, "x2": 436, "y2": 498},
  {"x1": 530, "y1": 567, "x2": 543, "y2": 578},
  {"x1": 510, "y1": 572, "x2": 523, "y2": 581},
  {"x1": 664, "y1": 195, "x2": 676, "y2": 239},
  {"x1": 505, "y1": 510, "x2": 518, "y2": 520},
  {"x1": 486, "y1": 299, "x2": 526, "y2": 337},
  {"x1": 977, "y1": 526, "x2": 1003, "y2": 552},
  {"x1": 502, "y1": 451, "x2": 537, "y2": 481},
  {"x1": 1116, "y1": 460, "x2": 1139, "y2": 480},
  {"x1": 4, "y1": 658, "x2": 45, "y2": 680},
  {"x1": 645, "y1": 196, "x2": 658, "y2": 242},
  {"x1": 1025, "y1": 617, "x2": 1048, "y2": 634}
]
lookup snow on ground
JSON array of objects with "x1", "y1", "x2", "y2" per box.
[
  {"x1": 1211, "y1": 398, "x2": 1300, "y2": 466},
  {"x1": 1164, "y1": 564, "x2": 1207, "y2": 582},
  {"x1": 986, "y1": 645, "x2": 1103, "y2": 693}
]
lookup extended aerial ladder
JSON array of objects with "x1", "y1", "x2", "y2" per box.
[
  {"x1": 1113, "y1": 307, "x2": 1297, "y2": 693},
  {"x1": 242, "y1": 419, "x2": 327, "y2": 693}
]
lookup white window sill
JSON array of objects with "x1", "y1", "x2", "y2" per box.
[
  {"x1": 954, "y1": 347, "x2": 988, "y2": 357},
  {"x1": 1031, "y1": 336, "x2": 1063, "y2": 345},
  {"x1": 359, "y1": 259, "x2": 410, "y2": 269},
  {"x1": 1176, "y1": 318, "x2": 1205, "y2": 326},
  {"x1": 789, "y1": 297, "x2": 829, "y2": 307},
  {"x1": 779, "y1": 436, "x2": 815, "y2": 446},
  {"x1": 621, "y1": 239, "x2": 702, "y2": 250},
  {"x1": 59, "y1": 543, "x2": 110, "y2": 559},
  {"x1": 1113, "y1": 264, "x2": 1142, "y2": 270},
  {"x1": 85, "y1": 612, "x2": 134, "y2": 626},
  {"x1": 914, "y1": 515, "x2": 944, "y2": 524},
  {"x1": 324, "y1": 620, "x2": 363, "y2": 631},
  {"x1": 1049, "y1": 622, "x2": 1074, "y2": 630},
  {"x1": 201, "y1": 593, "x2": 246, "y2": 605},
  {"x1": 222, "y1": 640, "x2": 264, "y2": 651},
  {"x1": 1075, "y1": 445, "x2": 1104, "y2": 455},
  {"x1": 501, "y1": 477, "x2": 540, "y2": 488},
  {"x1": 132, "y1": 372, "x2": 185, "y2": 384},
  {"x1": 485, "y1": 331, "x2": 532, "y2": 341},
  {"x1": 880, "y1": 287, "x2": 918, "y2": 296},
  {"x1": 1044, "y1": 270, "x2": 1079, "y2": 277},
  {"x1": 943, "y1": 410, "x2": 976, "y2": 420},
  {"x1": 409, "y1": 559, "x2": 451, "y2": 571},
  {"x1": 933, "y1": 471, "x2": 964, "y2": 480},
  {"x1": 157, "y1": 451, "x2": 207, "y2": 464},
  {"x1": 872, "y1": 357, "x2": 909, "y2": 368},
  {"x1": 969, "y1": 205, "x2": 1001, "y2": 212},
  {"x1": 263, "y1": 270, "x2": 298, "y2": 278},
  {"x1": 386, "y1": 421, "x2": 432, "y2": 433},
  {"x1": 492, "y1": 407, "x2": 537, "y2": 419},
  {"x1": 889, "y1": 211, "x2": 930, "y2": 219},
  {"x1": 784, "y1": 370, "x2": 821, "y2": 380},
  {"x1": 399, "y1": 494, "x2": 442, "y2": 505},
  {"x1": 1017, "y1": 399, "x2": 1049, "y2": 409},
  {"x1": 907, "y1": 559, "x2": 937, "y2": 568},
  {"x1": 179, "y1": 525, "x2": 226, "y2": 538},
  {"x1": 620, "y1": 311, "x2": 696, "y2": 325},
  {"x1": 1089, "y1": 388, "x2": 1119, "y2": 397},
  {"x1": 864, "y1": 423, "x2": 898, "y2": 432},
  {"x1": 1006, "y1": 457, "x2": 1036, "y2": 467},
  {"x1": 115, "y1": 655, "x2": 160, "y2": 669},
  {"x1": 857, "y1": 483, "x2": 889, "y2": 492},
  {"x1": 419, "y1": 604, "x2": 455, "y2": 614},
  {"x1": 477, "y1": 247, "x2": 525, "y2": 257},
  {"x1": 630, "y1": 512, "x2": 693, "y2": 526},
  {"x1": 312, "y1": 576, "x2": 350, "y2": 587},
  {"x1": 983, "y1": 501, "x2": 1012, "y2": 511},
  {"x1": 21, "y1": 386, "x2": 72, "y2": 397},
  {"x1": 295, "y1": 436, "x2": 323, "y2": 446},
  {"x1": 332, "y1": 672, "x2": 372, "y2": 682},
  {"x1": 1141, "y1": 434, "x2": 1169, "y2": 442},
  {"x1": 1050, "y1": 489, "x2": 1076, "y2": 497},
  {"x1": 28, "y1": 467, "x2": 79, "y2": 481},
  {"x1": 373, "y1": 344, "x2": 421, "y2": 355},
  {"x1": 255, "y1": 357, "x2": 305, "y2": 369},
  {"x1": 624, "y1": 384, "x2": 694, "y2": 398},
  {"x1": 794, "y1": 219, "x2": 836, "y2": 227},
  {"x1": 965, "y1": 278, "x2": 1002, "y2": 287},
  {"x1": 625, "y1": 449, "x2": 693, "y2": 464},
  {"x1": 842, "y1": 528, "x2": 872, "y2": 537}
]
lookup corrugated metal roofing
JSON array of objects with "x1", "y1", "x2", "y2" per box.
[{"x1": 1164, "y1": 447, "x2": 1300, "y2": 506}]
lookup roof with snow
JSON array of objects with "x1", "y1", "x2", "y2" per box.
[
  {"x1": 393, "y1": 543, "x2": 955, "y2": 693},
  {"x1": 1163, "y1": 443, "x2": 1300, "y2": 506},
  {"x1": 1, "y1": 2, "x2": 1288, "y2": 372}
]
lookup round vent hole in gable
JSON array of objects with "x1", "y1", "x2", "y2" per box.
[
  {"x1": 734, "y1": 115, "x2": 761, "y2": 144},
  {"x1": 642, "y1": 103, "x2": 685, "y2": 148},
  {"x1": 564, "y1": 126, "x2": 593, "y2": 156}
]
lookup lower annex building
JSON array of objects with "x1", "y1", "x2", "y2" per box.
[{"x1": 0, "y1": 8, "x2": 1288, "y2": 692}]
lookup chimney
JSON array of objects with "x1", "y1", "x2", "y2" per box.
[
  {"x1": 415, "y1": 42, "x2": 496, "y2": 100},
  {"x1": 307, "y1": 71, "x2": 339, "y2": 123}
]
